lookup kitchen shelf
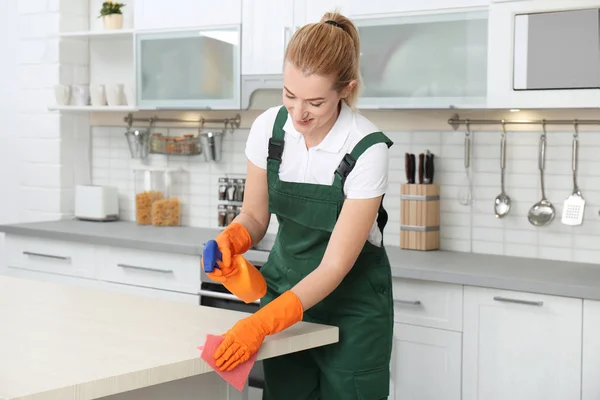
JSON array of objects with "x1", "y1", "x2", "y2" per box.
[
  {"x1": 58, "y1": 29, "x2": 135, "y2": 39},
  {"x1": 49, "y1": 106, "x2": 139, "y2": 112}
]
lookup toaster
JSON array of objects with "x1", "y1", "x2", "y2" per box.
[{"x1": 74, "y1": 185, "x2": 119, "y2": 221}]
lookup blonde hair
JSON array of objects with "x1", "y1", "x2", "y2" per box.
[{"x1": 284, "y1": 11, "x2": 362, "y2": 109}]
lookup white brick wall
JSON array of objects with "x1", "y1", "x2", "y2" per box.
[
  {"x1": 91, "y1": 123, "x2": 600, "y2": 264},
  {"x1": 12, "y1": 0, "x2": 92, "y2": 222}
]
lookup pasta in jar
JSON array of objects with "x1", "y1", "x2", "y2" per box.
[
  {"x1": 151, "y1": 197, "x2": 181, "y2": 226},
  {"x1": 135, "y1": 191, "x2": 163, "y2": 225}
]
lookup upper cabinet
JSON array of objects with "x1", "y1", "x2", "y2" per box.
[
  {"x1": 354, "y1": 10, "x2": 488, "y2": 109},
  {"x1": 134, "y1": 0, "x2": 242, "y2": 31},
  {"x1": 487, "y1": 0, "x2": 600, "y2": 108},
  {"x1": 241, "y1": 0, "x2": 295, "y2": 76},
  {"x1": 136, "y1": 27, "x2": 241, "y2": 110}
]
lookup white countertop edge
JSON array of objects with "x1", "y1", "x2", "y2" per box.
[{"x1": 7, "y1": 327, "x2": 339, "y2": 400}]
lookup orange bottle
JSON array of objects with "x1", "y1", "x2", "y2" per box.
[{"x1": 203, "y1": 240, "x2": 267, "y2": 304}]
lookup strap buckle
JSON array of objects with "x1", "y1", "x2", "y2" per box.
[
  {"x1": 335, "y1": 153, "x2": 356, "y2": 180},
  {"x1": 268, "y1": 138, "x2": 285, "y2": 161}
]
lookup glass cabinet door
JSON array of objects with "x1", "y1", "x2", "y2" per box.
[
  {"x1": 355, "y1": 10, "x2": 489, "y2": 109},
  {"x1": 136, "y1": 27, "x2": 240, "y2": 109}
]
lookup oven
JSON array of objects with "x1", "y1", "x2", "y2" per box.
[{"x1": 199, "y1": 249, "x2": 270, "y2": 391}]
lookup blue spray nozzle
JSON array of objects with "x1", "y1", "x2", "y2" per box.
[{"x1": 203, "y1": 240, "x2": 222, "y2": 273}]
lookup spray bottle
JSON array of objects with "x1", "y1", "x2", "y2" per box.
[{"x1": 203, "y1": 240, "x2": 267, "y2": 304}]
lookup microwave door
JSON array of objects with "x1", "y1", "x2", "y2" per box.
[{"x1": 513, "y1": 8, "x2": 600, "y2": 90}]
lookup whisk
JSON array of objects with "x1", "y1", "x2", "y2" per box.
[{"x1": 458, "y1": 122, "x2": 473, "y2": 206}]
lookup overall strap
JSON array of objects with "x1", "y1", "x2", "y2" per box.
[
  {"x1": 332, "y1": 131, "x2": 394, "y2": 236},
  {"x1": 333, "y1": 131, "x2": 393, "y2": 190},
  {"x1": 266, "y1": 106, "x2": 288, "y2": 175}
]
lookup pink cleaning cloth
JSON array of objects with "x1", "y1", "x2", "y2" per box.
[{"x1": 198, "y1": 334, "x2": 258, "y2": 392}]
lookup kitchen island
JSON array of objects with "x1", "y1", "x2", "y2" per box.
[{"x1": 0, "y1": 275, "x2": 338, "y2": 400}]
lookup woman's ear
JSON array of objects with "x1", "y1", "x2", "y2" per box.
[{"x1": 342, "y1": 80, "x2": 357, "y2": 98}]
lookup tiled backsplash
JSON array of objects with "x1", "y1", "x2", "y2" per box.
[{"x1": 92, "y1": 124, "x2": 600, "y2": 264}]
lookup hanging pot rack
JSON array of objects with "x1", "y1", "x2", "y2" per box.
[
  {"x1": 124, "y1": 112, "x2": 241, "y2": 133},
  {"x1": 448, "y1": 113, "x2": 600, "y2": 131}
]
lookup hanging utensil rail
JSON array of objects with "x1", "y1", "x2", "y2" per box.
[
  {"x1": 124, "y1": 113, "x2": 241, "y2": 131},
  {"x1": 448, "y1": 113, "x2": 600, "y2": 130}
]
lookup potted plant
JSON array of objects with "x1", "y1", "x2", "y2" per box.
[{"x1": 99, "y1": 1, "x2": 126, "y2": 30}]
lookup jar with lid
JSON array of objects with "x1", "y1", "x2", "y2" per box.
[
  {"x1": 218, "y1": 204, "x2": 227, "y2": 227},
  {"x1": 134, "y1": 168, "x2": 183, "y2": 227},
  {"x1": 218, "y1": 177, "x2": 228, "y2": 201},
  {"x1": 151, "y1": 169, "x2": 182, "y2": 227},
  {"x1": 150, "y1": 133, "x2": 164, "y2": 153},
  {"x1": 134, "y1": 170, "x2": 164, "y2": 225}
]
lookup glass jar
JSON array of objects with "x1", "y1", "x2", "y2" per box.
[
  {"x1": 150, "y1": 133, "x2": 164, "y2": 153},
  {"x1": 151, "y1": 169, "x2": 182, "y2": 227},
  {"x1": 134, "y1": 170, "x2": 164, "y2": 225}
]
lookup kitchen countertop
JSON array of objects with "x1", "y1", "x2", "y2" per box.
[
  {"x1": 0, "y1": 275, "x2": 338, "y2": 400},
  {"x1": 2, "y1": 219, "x2": 600, "y2": 301}
]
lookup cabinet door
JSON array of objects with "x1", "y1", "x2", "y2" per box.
[
  {"x1": 583, "y1": 299, "x2": 600, "y2": 400},
  {"x1": 391, "y1": 323, "x2": 461, "y2": 400},
  {"x1": 308, "y1": 9, "x2": 483, "y2": 109},
  {"x1": 487, "y1": 0, "x2": 600, "y2": 108},
  {"x1": 242, "y1": 0, "x2": 295, "y2": 75},
  {"x1": 303, "y1": 0, "x2": 489, "y2": 22},
  {"x1": 463, "y1": 286, "x2": 582, "y2": 400},
  {"x1": 136, "y1": 28, "x2": 241, "y2": 110},
  {"x1": 135, "y1": 0, "x2": 242, "y2": 31}
]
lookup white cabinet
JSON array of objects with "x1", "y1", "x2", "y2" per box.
[
  {"x1": 4, "y1": 235, "x2": 96, "y2": 279},
  {"x1": 582, "y1": 299, "x2": 600, "y2": 400},
  {"x1": 392, "y1": 323, "x2": 462, "y2": 400},
  {"x1": 303, "y1": 0, "x2": 490, "y2": 22},
  {"x1": 487, "y1": 0, "x2": 600, "y2": 108},
  {"x1": 1, "y1": 235, "x2": 201, "y2": 306},
  {"x1": 390, "y1": 278, "x2": 463, "y2": 400},
  {"x1": 462, "y1": 286, "x2": 582, "y2": 400},
  {"x1": 134, "y1": 0, "x2": 242, "y2": 31},
  {"x1": 136, "y1": 27, "x2": 241, "y2": 110},
  {"x1": 242, "y1": 0, "x2": 295, "y2": 75}
]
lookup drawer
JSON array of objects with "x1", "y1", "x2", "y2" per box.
[
  {"x1": 96, "y1": 245, "x2": 201, "y2": 295},
  {"x1": 5, "y1": 235, "x2": 95, "y2": 279},
  {"x1": 392, "y1": 278, "x2": 463, "y2": 332}
]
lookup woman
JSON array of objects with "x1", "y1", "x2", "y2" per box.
[{"x1": 204, "y1": 10, "x2": 394, "y2": 400}]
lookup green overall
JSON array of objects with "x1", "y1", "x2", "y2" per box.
[{"x1": 260, "y1": 106, "x2": 394, "y2": 400}]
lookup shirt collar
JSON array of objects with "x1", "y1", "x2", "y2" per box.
[{"x1": 282, "y1": 102, "x2": 353, "y2": 153}]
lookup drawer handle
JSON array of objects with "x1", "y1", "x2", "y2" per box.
[
  {"x1": 117, "y1": 263, "x2": 173, "y2": 274},
  {"x1": 395, "y1": 299, "x2": 422, "y2": 306},
  {"x1": 493, "y1": 296, "x2": 543, "y2": 307},
  {"x1": 23, "y1": 251, "x2": 71, "y2": 261}
]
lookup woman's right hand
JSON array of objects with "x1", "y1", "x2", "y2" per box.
[{"x1": 202, "y1": 222, "x2": 252, "y2": 283}]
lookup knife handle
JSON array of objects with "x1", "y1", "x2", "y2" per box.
[
  {"x1": 405, "y1": 153, "x2": 411, "y2": 183},
  {"x1": 418, "y1": 153, "x2": 424, "y2": 184}
]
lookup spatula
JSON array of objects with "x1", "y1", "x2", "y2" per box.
[{"x1": 561, "y1": 127, "x2": 585, "y2": 226}]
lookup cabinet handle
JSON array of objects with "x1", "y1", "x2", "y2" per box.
[
  {"x1": 493, "y1": 296, "x2": 543, "y2": 307},
  {"x1": 117, "y1": 263, "x2": 173, "y2": 274},
  {"x1": 23, "y1": 251, "x2": 71, "y2": 261},
  {"x1": 395, "y1": 299, "x2": 421, "y2": 306}
]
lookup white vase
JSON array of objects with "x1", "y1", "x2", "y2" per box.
[{"x1": 103, "y1": 14, "x2": 123, "y2": 30}]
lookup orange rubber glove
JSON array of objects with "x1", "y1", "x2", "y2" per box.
[
  {"x1": 213, "y1": 290, "x2": 304, "y2": 371},
  {"x1": 204, "y1": 222, "x2": 252, "y2": 283}
]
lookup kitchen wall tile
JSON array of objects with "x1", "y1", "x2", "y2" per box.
[{"x1": 90, "y1": 124, "x2": 600, "y2": 263}]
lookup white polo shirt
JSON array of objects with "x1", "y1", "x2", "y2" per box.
[{"x1": 245, "y1": 102, "x2": 390, "y2": 247}]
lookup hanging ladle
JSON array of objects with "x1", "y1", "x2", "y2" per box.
[
  {"x1": 528, "y1": 121, "x2": 556, "y2": 226},
  {"x1": 494, "y1": 121, "x2": 511, "y2": 218}
]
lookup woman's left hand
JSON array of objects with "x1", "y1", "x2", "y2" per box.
[{"x1": 213, "y1": 290, "x2": 304, "y2": 371}]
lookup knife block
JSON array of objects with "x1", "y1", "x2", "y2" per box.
[{"x1": 400, "y1": 184, "x2": 440, "y2": 251}]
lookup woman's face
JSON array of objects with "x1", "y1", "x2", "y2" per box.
[{"x1": 282, "y1": 61, "x2": 345, "y2": 136}]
